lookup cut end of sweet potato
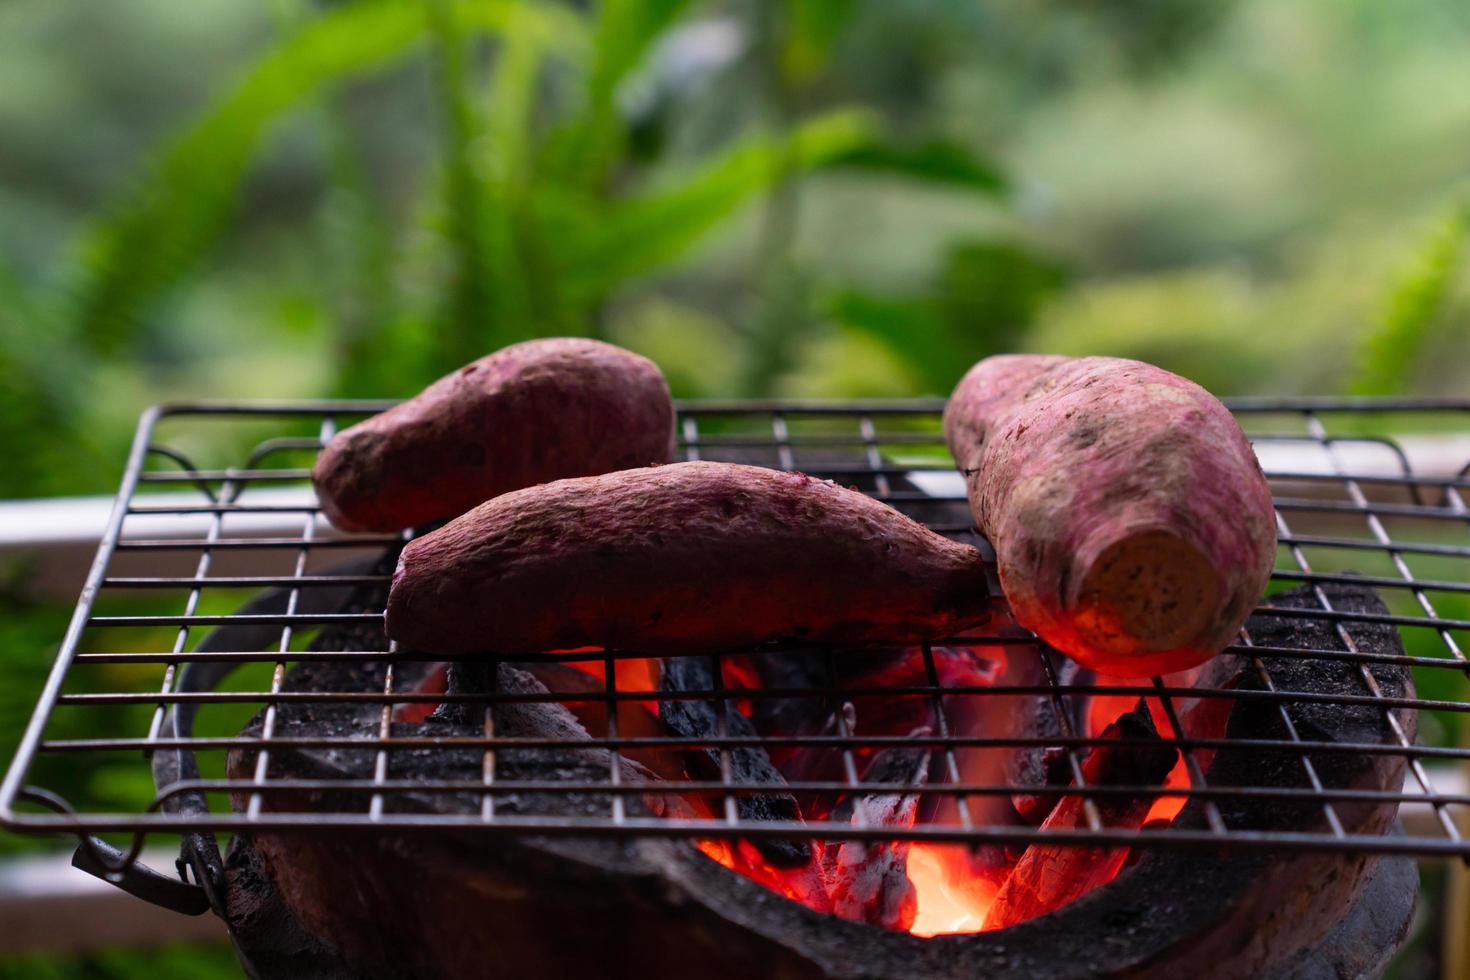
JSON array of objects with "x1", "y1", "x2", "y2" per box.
[{"x1": 1071, "y1": 529, "x2": 1222, "y2": 657}]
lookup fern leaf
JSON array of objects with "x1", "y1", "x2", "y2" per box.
[
  {"x1": 561, "y1": 108, "x2": 879, "y2": 304},
  {"x1": 550, "y1": 0, "x2": 695, "y2": 187},
  {"x1": 70, "y1": 0, "x2": 583, "y2": 355}
]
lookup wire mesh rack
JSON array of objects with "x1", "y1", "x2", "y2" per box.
[{"x1": 2, "y1": 398, "x2": 1469, "y2": 878}]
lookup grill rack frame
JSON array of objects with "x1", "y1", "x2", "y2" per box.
[{"x1": 2, "y1": 397, "x2": 1469, "y2": 868}]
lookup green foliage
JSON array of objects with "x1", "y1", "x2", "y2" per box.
[
  {"x1": 830, "y1": 139, "x2": 1006, "y2": 195},
  {"x1": 1347, "y1": 199, "x2": 1469, "y2": 396},
  {"x1": 566, "y1": 109, "x2": 880, "y2": 302},
  {"x1": 554, "y1": 0, "x2": 694, "y2": 188},
  {"x1": 0, "y1": 582, "x2": 69, "y2": 791},
  {"x1": 4, "y1": 0, "x2": 1026, "y2": 478},
  {"x1": 829, "y1": 240, "x2": 1064, "y2": 394},
  {"x1": 0, "y1": 944, "x2": 242, "y2": 980},
  {"x1": 0, "y1": 251, "x2": 103, "y2": 497},
  {"x1": 588, "y1": 0, "x2": 692, "y2": 102},
  {"x1": 73, "y1": 0, "x2": 582, "y2": 357},
  {"x1": 783, "y1": 0, "x2": 857, "y2": 84},
  {"x1": 1026, "y1": 268, "x2": 1293, "y2": 395},
  {"x1": 426, "y1": 0, "x2": 525, "y2": 367},
  {"x1": 1068, "y1": 0, "x2": 1237, "y2": 73},
  {"x1": 75, "y1": 0, "x2": 425, "y2": 355}
]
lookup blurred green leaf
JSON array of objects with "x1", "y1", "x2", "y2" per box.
[
  {"x1": 937, "y1": 241, "x2": 1065, "y2": 341},
  {"x1": 554, "y1": 0, "x2": 695, "y2": 187},
  {"x1": 426, "y1": 0, "x2": 523, "y2": 368},
  {"x1": 1348, "y1": 199, "x2": 1469, "y2": 396},
  {"x1": 827, "y1": 289, "x2": 951, "y2": 388},
  {"x1": 0, "y1": 944, "x2": 244, "y2": 980},
  {"x1": 829, "y1": 239, "x2": 1063, "y2": 393},
  {"x1": 0, "y1": 249, "x2": 101, "y2": 497},
  {"x1": 72, "y1": 0, "x2": 584, "y2": 356},
  {"x1": 588, "y1": 0, "x2": 693, "y2": 98},
  {"x1": 783, "y1": 0, "x2": 857, "y2": 83},
  {"x1": 830, "y1": 138, "x2": 1006, "y2": 195},
  {"x1": 565, "y1": 108, "x2": 881, "y2": 303}
]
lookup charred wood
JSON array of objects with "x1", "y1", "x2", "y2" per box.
[
  {"x1": 984, "y1": 702, "x2": 1177, "y2": 930},
  {"x1": 659, "y1": 655, "x2": 812, "y2": 867}
]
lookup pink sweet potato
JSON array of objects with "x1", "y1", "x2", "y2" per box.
[
  {"x1": 944, "y1": 354, "x2": 1275, "y2": 677},
  {"x1": 313, "y1": 338, "x2": 674, "y2": 532},
  {"x1": 385, "y1": 461, "x2": 991, "y2": 655}
]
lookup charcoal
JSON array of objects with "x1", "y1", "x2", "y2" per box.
[
  {"x1": 748, "y1": 649, "x2": 836, "y2": 741},
  {"x1": 825, "y1": 731, "x2": 931, "y2": 931},
  {"x1": 984, "y1": 701, "x2": 1177, "y2": 930},
  {"x1": 1006, "y1": 652, "x2": 1088, "y2": 825},
  {"x1": 511, "y1": 661, "x2": 689, "y2": 783},
  {"x1": 1197, "y1": 580, "x2": 1417, "y2": 834},
  {"x1": 224, "y1": 543, "x2": 668, "y2": 822},
  {"x1": 777, "y1": 700, "x2": 857, "y2": 811},
  {"x1": 658, "y1": 655, "x2": 811, "y2": 866},
  {"x1": 828, "y1": 643, "x2": 1003, "y2": 691},
  {"x1": 830, "y1": 644, "x2": 1004, "y2": 767}
]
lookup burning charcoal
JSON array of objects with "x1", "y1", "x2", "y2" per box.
[
  {"x1": 747, "y1": 650, "x2": 836, "y2": 746},
  {"x1": 454, "y1": 663, "x2": 688, "y2": 819},
  {"x1": 1007, "y1": 652, "x2": 1088, "y2": 825},
  {"x1": 426, "y1": 660, "x2": 494, "y2": 728},
  {"x1": 829, "y1": 644, "x2": 1003, "y2": 770},
  {"x1": 658, "y1": 655, "x2": 812, "y2": 867},
  {"x1": 778, "y1": 701, "x2": 857, "y2": 805},
  {"x1": 826, "y1": 729, "x2": 932, "y2": 931},
  {"x1": 832, "y1": 643, "x2": 1004, "y2": 692},
  {"x1": 512, "y1": 661, "x2": 689, "y2": 784},
  {"x1": 820, "y1": 635, "x2": 1034, "y2": 885},
  {"x1": 926, "y1": 631, "x2": 1047, "y2": 856},
  {"x1": 983, "y1": 702, "x2": 1178, "y2": 931},
  {"x1": 698, "y1": 838, "x2": 833, "y2": 914}
]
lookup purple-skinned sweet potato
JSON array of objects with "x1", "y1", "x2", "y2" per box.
[
  {"x1": 313, "y1": 338, "x2": 674, "y2": 532},
  {"x1": 944, "y1": 354, "x2": 1276, "y2": 677},
  {"x1": 385, "y1": 461, "x2": 991, "y2": 655}
]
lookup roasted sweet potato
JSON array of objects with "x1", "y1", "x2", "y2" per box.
[
  {"x1": 386, "y1": 461, "x2": 991, "y2": 654},
  {"x1": 944, "y1": 354, "x2": 1275, "y2": 677},
  {"x1": 313, "y1": 338, "x2": 674, "y2": 532}
]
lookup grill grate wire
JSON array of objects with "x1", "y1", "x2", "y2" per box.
[{"x1": 1, "y1": 398, "x2": 1468, "y2": 872}]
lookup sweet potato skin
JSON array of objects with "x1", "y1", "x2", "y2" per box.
[
  {"x1": 386, "y1": 461, "x2": 991, "y2": 655},
  {"x1": 944, "y1": 354, "x2": 1275, "y2": 677},
  {"x1": 313, "y1": 338, "x2": 674, "y2": 532}
]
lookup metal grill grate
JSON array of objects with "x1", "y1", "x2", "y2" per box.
[{"x1": 2, "y1": 398, "x2": 1469, "y2": 869}]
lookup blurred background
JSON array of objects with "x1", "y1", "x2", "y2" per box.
[{"x1": 0, "y1": 0, "x2": 1467, "y2": 975}]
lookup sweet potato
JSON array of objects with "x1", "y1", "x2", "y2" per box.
[
  {"x1": 944, "y1": 354, "x2": 1275, "y2": 677},
  {"x1": 313, "y1": 338, "x2": 674, "y2": 532},
  {"x1": 386, "y1": 461, "x2": 991, "y2": 654}
]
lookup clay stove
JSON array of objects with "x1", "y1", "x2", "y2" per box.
[{"x1": 215, "y1": 552, "x2": 1419, "y2": 980}]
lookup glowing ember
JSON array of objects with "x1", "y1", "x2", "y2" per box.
[
  {"x1": 906, "y1": 844, "x2": 997, "y2": 936},
  {"x1": 677, "y1": 644, "x2": 1190, "y2": 936},
  {"x1": 1084, "y1": 676, "x2": 1189, "y2": 825},
  {"x1": 400, "y1": 636, "x2": 1209, "y2": 936},
  {"x1": 509, "y1": 637, "x2": 1211, "y2": 936}
]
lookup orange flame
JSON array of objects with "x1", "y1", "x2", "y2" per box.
[
  {"x1": 1084, "y1": 677, "x2": 1189, "y2": 825},
  {"x1": 678, "y1": 646, "x2": 1230, "y2": 935},
  {"x1": 906, "y1": 843, "x2": 998, "y2": 936},
  {"x1": 697, "y1": 838, "x2": 1000, "y2": 936}
]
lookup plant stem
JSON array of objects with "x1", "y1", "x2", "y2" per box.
[
  {"x1": 426, "y1": 0, "x2": 498, "y2": 370},
  {"x1": 742, "y1": 2, "x2": 807, "y2": 396}
]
